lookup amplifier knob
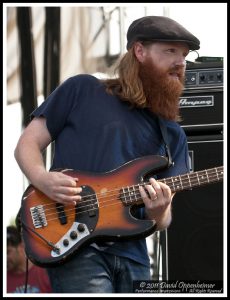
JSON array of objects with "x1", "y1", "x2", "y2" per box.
[{"x1": 200, "y1": 75, "x2": 205, "y2": 81}]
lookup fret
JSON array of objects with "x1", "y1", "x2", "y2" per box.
[
  {"x1": 126, "y1": 186, "x2": 131, "y2": 203},
  {"x1": 133, "y1": 185, "x2": 139, "y2": 202},
  {"x1": 187, "y1": 173, "x2": 192, "y2": 188},
  {"x1": 205, "y1": 169, "x2": 210, "y2": 183},
  {"x1": 214, "y1": 167, "x2": 222, "y2": 181},
  {"x1": 179, "y1": 174, "x2": 183, "y2": 190},
  {"x1": 165, "y1": 176, "x2": 183, "y2": 192},
  {"x1": 189, "y1": 172, "x2": 199, "y2": 187},
  {"x1": 160, "y1": 178, "x2": 167, "y2": 189},
  {"x1": 121, "y1": 187, "x2": 128, "y2": 205},
  {"x1": 196, "y1": 172, "x2": 200, "y2": 185},
  {"x1": 128, "y1": 186, "x2": 135, "y2": 203},
  {"x1": 173, "y1": 176, "x2": 181, "y2": 191},
  {"x1": 209, "y1": 168, "x2": 217, "y2": 181},
  {"x1": 178, "y1": 173, "x2": 191, "y2": 190},
  {"x1": 216, "y1": 167, "x2": 223, "y2": 181},
  {"x1": 169, "y1": 177, "x2": 176, "y2": 191},
  {"x1": 130, "y1": 185, "x2": 138, "y2": 203},
  {"x1": 135, "y1": 183, "x2": 145, "y2": 204},
  {"x1": 215, "y1": 168, "x2": 220, "y2": 180},
  {"x1": 198, "y1": 170, "x2": 208, "y2": 184}
]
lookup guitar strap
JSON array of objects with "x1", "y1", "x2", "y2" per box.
[{"x1": 157, "y1": 116, "x2": 174, "y2": 168}]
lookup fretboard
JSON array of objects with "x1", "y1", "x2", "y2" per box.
[
  {"x1": 120, "y1": 166, "x2": 223, "y2": 206},
  {"x1": 160, "y1": 166, "x2": 223, "y2": 192}
]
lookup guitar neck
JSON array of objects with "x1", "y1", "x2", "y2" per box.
[
  {"x1": 160, "y1": 166, "x2": 223, "y2": 192},
  {"x1": 121, "y1": 166, "x2": 223, "y2": 206}
]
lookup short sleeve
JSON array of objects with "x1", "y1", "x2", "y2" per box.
[{"x1": 30, "y1": 76, "x2": 80, "y2": 140}]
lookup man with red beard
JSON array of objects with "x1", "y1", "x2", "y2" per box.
[{"x1": 14, "y1": 16, "x2": 200, "y2": 293}]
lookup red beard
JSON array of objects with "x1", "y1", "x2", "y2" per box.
[{"x1": 139, "y1": 58, "x2": 185, "y2": 121}]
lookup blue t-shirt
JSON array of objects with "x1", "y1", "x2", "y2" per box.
[{"x1": 31, "y1": 74, "x2": 189, "y2": 266}]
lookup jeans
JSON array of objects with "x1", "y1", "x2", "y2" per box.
[{"x1": 47, "y1": 246, "x2": 151, "y2": 293}]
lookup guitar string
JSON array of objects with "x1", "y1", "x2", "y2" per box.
[
  {"x1": 39, "y1": 167, "x2": 223, "y2": 214},
  {"x1": 23, "y1": 168, "x2": 223, "y2": 251},
  {"x1": 45, "y1": 173, "x2": 223, "y2": 224},
  {"x1": 38, "y1": 169, "x2": 223, "y2": 219},
  {"x1": 34, "y1": 171, "x2": 223, "y2": 223}
]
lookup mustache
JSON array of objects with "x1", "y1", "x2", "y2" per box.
[{"x1": 168, "y1": 66, "x2": 185, "y2": 78}]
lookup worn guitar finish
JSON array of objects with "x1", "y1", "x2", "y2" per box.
[{"x1": 19, "y1": 155, "x2": 223, "y2": 267}]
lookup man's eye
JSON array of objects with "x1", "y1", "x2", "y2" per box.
[{"x1": 166, "y1": 49, "x2": 176, "y2": 53}]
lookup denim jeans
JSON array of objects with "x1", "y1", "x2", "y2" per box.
[{"x1": 47, "y1": 246, "x2": 151, "y2": 293}]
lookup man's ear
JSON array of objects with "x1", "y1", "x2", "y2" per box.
[{"x1": 133, "y1": 42, "x2": 147, "y2": 63}]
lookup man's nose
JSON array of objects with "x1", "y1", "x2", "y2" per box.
[{"x1": 175, "y1": 55, "x2": 186, "y2": 68}]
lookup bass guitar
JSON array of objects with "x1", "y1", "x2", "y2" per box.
[{"x1": 19, "y1": 155, "x2": 223, "y2": 267}]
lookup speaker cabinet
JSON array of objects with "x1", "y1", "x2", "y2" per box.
[
  {"x1": 179, "y1": 88, "x2": 223, "y2": 133},
  {"x1": 166, "y1": 135, "x2": 223, "y2": 281}
]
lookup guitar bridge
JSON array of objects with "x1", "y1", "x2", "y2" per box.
[{"x1": 30, "y1": 205, "x2": 48, "y2": 228}]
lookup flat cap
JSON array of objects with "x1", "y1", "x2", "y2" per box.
[{"x1": 126, "y1": 16, "x2": 200, "y2": 50}]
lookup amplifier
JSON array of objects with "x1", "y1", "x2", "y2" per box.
[
  {"x1": 184, "y1": 61, "x2": 223, "y2": 89},
  {"x1": 179, "y1": 61, "x2": 224, "y2": 133},
  {"x1": 179, "y1": 87, "x2": 223, "y2": 133},
  {"x1": 166, "y1": 135, "x2": 223, "y2": 281}
]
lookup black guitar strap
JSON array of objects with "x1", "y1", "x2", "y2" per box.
[{"x1": 157, "y1": 116, "x2": 174, "y2": 168}]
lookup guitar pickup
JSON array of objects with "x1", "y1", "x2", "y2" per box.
[
  {"x1": 56, "y1": 203, "x2": 67, "y2": 225},
  {"x1": 79, "y1": 185, "x2": 98, "y2": 217},
  {"x1": 88, "y1": 204, "x2": 96, "y2": 217}
]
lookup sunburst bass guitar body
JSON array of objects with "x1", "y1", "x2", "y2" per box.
[{"x1": 19, "y1": 155, "x2": 223, "y2": 267}]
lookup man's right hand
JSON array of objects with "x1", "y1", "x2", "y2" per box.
[{"x1": 36, "y1": 171, "x2": 82, "y2": 205}]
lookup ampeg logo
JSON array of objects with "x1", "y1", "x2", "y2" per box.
[{"x1": 179, "y1": 95, "x2": 214, "y2": 108}]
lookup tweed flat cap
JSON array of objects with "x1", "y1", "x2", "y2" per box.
[{"x1": 127, "y1": 16, "x2": 200, "y2": 50}]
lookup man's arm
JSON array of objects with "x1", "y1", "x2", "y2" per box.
[
  {"x1": 14, "y1": 117, "x2": 82, "y2": 204},
  {"x1": 14, "y1": 117, "x2": 52, "y2": 185}
]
